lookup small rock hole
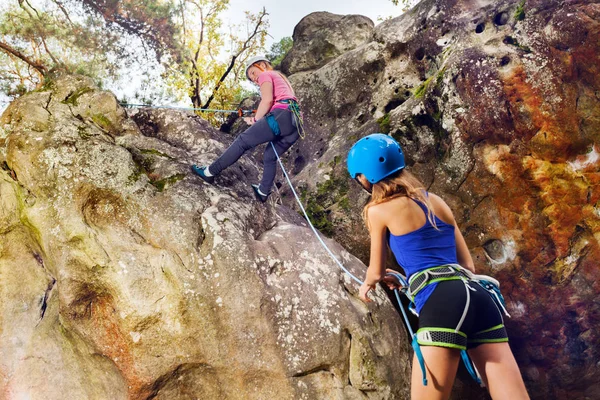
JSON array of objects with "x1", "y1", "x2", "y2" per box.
[
  {"x1": 475, "y1": 23, "x2": 485, "y2": 33},
  {"x1": 494, "y1": 12, "x2": 509, "y2": 26},
  {"x1": 500, "y1": 56, "x2": 511, "y2": 66},
  {"x1": 414, "y1": 47, "x2": 426, "y2": 61}
]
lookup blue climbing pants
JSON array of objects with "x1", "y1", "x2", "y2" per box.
[{"x1": 209, "y1": 108, "x2": 299, "y2": 194}]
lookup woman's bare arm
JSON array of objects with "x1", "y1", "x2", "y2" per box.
[
  {"x1": 365, "y1": 206, "x2": 388, "y2": 286},
  {"x1": 254, "y1": 81, "x2": 274, "y2": 120}
]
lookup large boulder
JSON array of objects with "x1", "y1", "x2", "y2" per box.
[
  {"x1": 280, "y1": 1, "x2": 600, "y2": 399},
  {"x1": 0, "y1": 74, "x2": 411, "y2": 399},
  {"x1": 280, "y1": 12, "x2": 375, "y2": 75}
]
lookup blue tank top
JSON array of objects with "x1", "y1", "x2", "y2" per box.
[{"x1": 388, "y1": 197, "x2": 458, "y2": 313}]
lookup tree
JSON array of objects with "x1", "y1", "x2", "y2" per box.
[
  {"x1": 0, "y1": 0, "x2": 269, "y2": 126},
  {"x1": 266, "y1": 36, "x2": 292, "y2": 68},
  {"x1": 389, "y1": 0, "x2": 420, "y2": 12},
  {"x1": 0, "y1": 0, "x2": 128, "y2": 95},
  {"x1": 164, "y1": 0, "x2": 268, "y2": 121}
]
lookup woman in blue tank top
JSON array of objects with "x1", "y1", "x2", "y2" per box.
[{"x1": 347, "y1": 134, "x2": 529, "y2": 400}]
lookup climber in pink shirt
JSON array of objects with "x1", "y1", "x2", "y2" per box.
[{"x1": 192, "y1": 56, "x2": 302, "y2": 203}]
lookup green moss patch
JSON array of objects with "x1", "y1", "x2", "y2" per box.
[
  {"x1": 150, "y1": 174, "x2": 185, "y2": 192},
  {"x1": 299, "y1": 164, "x2": 350, "y2": 237},
  {"x1": 91, "y1": 114, "x2": 114, "y2": 131},
  {"x1": 515, "y1": 0, "x2": 526, "y2": 21},
  {"x1": 504, "y1": 36, "x2": 531, "y2": 53},
  {"x1": 77, "y1": 125, "x2": 91, "y2": 139},
  {"x1": 62, "y1": 87, "x2": 94, "y2": 106},
  {"x1": 377, "y1": 113, "x2": 391, "y2": 134},
  {"x1": 140, "y1": 148, "x2": 174, "y2": 159}
]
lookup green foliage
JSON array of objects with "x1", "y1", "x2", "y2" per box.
[
  {"x1": 0, "y1": 0, "x2": 269, "y2": 127},
  {"x1": 413, "y1": 77, "x2": 431, "y2": 98},
  {"x1": 160, "y1": 1, "x2": 269, "y2": 126},
  {"x1": 389, "y1": 0, "x2": 420, "y2": 12},
  {"x1": 515, "y1": 0, "x2": 526, "y2": 21},
  {"x1": 377, "y1": 113, "x2": 391, "y2": 133},
  {"x1": 267, "y1": 36, "x2": 293, "y2": 67},
  {"x1": 0, "y1": 1, "x2": 145, "y2": 95}
]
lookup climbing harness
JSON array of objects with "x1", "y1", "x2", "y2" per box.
[
  {"x1": 408, "y1": 264, "x2": 510, "y2": 317},
  {"x1": 277, "y1": 99, "x2": 306, "y2": 139},
  {"x1": 388, "y1": 269, "x2": 484, "y2": 387},
  {"x1": 119, "y1": 103, "x2": 255, "y2": 117},
  {"x1": 263, "y1": 100, "x2": 305, "y2": 139},
  {"x1": 401, "y1": 263, "x2": 512, "y2": 387}
]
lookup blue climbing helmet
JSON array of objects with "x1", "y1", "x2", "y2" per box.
[{"x1": 347, "y1": 133, "x2": 406, "y2": 183}]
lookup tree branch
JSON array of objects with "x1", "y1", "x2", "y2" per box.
[
  {"x1": 51, "y1": 0, "x2": 74, "y2": 26},
  {"x1": 0, "y1": 40, "x2": 47, "y2": 75},
  {"x1": 201, "y1": 7, "x2": 267, "y2": 109}
]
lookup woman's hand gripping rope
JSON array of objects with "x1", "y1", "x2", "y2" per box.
[{"x1": 360, "y1": 269, "x2": 406, "y2": 302}]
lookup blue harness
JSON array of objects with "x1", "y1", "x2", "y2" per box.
[{"x1": 264, "y1": 99, "x2": 304, "y2": 138}]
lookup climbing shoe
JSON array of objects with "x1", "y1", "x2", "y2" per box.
[
  {"x1": 251, "y1": 184, "x2": 269, "y2": 203},
  {"x1": 191, "y1": 165, "x2": 214, "y2": 184}
]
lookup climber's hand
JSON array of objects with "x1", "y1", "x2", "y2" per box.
[
  {"x1": 382, "y1": 271, "x2": 401, "y2": 290},
  {"x1": 359, "y1": 282, "x2": 375, "y2": 303},
  {"x1": 244, "y1": 117, "x2": 255, "y2": 125}
]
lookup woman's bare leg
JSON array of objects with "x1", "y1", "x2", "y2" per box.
[
  {"x1": 411, "y1": 346, "x2": 461, "y2": 400},
  {"x1": 468, "y1": 343, "x2": 529, "y2": 400}
]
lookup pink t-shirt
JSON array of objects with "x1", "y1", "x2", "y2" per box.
[{"x1": 257, "y1": 70, "x2": 298, "y2": 111}]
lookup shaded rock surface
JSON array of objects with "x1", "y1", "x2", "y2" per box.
[
  {"x1": 0, "y1": 74, "x2": 411, "y2": 399},
  {"x1": 279, "y1": 1, "x2": 600, "y2": 399}
]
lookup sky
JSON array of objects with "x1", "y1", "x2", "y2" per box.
[{"x1": 223, "y1": 0, "x2": 403, "y2": 47}]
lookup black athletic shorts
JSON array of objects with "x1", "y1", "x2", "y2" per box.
[{"x1": 416, "y1": 280, "x2": 509, "y2": 350}]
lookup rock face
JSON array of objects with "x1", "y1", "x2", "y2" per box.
[
  {"x1": 280, "y1": 1, "x2": 600, "y2": 399},
  {"x1": 280, "y1": 12, "x2": 375, "y2": 75},
  {"x1": 0, "y1": 74, "x2": 411, "y2": 399}
]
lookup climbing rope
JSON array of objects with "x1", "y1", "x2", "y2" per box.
[
  {"x1": 120, "y1": 103, "x2": 255, "y2": 117},
  {"x1": 270, "y1": 142, "x2": 362, "y2": 285}
]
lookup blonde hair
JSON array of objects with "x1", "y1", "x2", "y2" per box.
[{"x1": 359, "y1": 169, "x2": 438, "y2": 230}]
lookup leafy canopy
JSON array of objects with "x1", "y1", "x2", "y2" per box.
[{"x1": 0, "y1": 0, "x2": 270, "y2": 126}]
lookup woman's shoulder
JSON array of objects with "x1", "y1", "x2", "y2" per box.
[
  {"x1": 257, "y1": 70, "x2": 276, "y2": 83},
  {"x1": 426, "y1": 192, "x2": 456, "y2": 225},
  {"x1": 259, "y1": 70, "x2": 279, "y2": 79},
  {"x1": 368, "y1": 196, "x2": 412, "y2": 219}
]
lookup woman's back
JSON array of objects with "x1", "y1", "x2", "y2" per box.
[{"x1": 370, "y1": 193, "x2": 458, "y2": 275}]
